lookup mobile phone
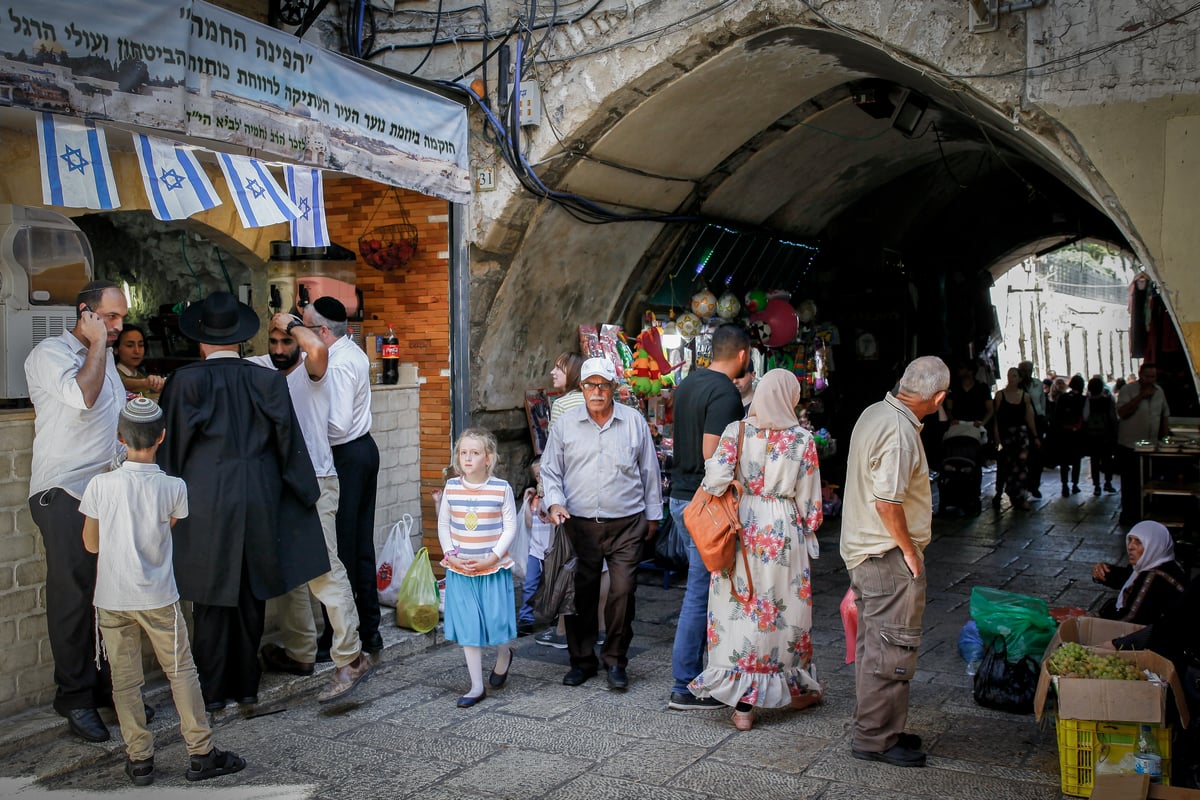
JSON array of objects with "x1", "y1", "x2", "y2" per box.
[{"x1": 80, "y1": 303, "x2": 94, "y2": 315}]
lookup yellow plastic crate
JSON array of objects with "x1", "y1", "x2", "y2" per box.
[{"x1": 1056, "y1": 718, "x2": 1172, "y2": 797}]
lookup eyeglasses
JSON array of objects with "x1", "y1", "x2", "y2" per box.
[{"x1": 581, "y1": 382, "x2": 613, "y2": 392}]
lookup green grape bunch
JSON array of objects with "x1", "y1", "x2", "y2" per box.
[{"x1": 1045, "y1": 642, "x2": 1145, "y2": 680}]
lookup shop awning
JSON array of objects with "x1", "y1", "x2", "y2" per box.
[{"x1": 0, "y1": 0, "x2": 470, "y2": 204}]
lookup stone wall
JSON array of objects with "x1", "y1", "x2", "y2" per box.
[{"x1": 0, "y1": 377, "x2": 421, "y2": 719}]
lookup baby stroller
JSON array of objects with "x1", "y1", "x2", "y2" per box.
[{"x1": 939, "y1": 422, "x2": 985, "y2": 515}]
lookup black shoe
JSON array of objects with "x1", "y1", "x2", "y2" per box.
[
  {"x1": 852, "y1": 743, "x2": 927, "y2": 768},
  {"x1": 1094, "y1": 485, "x2": 1101, "y2": 496},
  {"x1": 456, "y1": 692, "x2": 485, "y2": 708},
  {"x1": 488, "y1": 653, "x2": 513, "y2": 689},
  {"x1": 562, "y1": 667, "x2": 596, "y2": 686},
  {"x1": 1061, "y1": 484, "x2": 1069, "y2": 497},
  {"x1": 204, "y1": 699, "x2": 227, "y2": 712},
  {"x1": 186, "y1": 748, "x2": 246, "y2": 782},
  {"x1": 991, "y1": 494, "x2": 1001, "y2": 509},
  {"x1": 125, "y1": 756, "x2": 154, "y2": 786},
  {"x1": 65, "y1": 708, "x2": 110, "y2": 742},
  {"x1": 517, "y1": 621, "x2": 535, "y2": 637},
  {"x1": 361, "y1": 632, "x2": 384, "y2": 656},
  {"x1": 897, "y1": 732, "x2": 923, "y2": 750},
  {"x1": 1072, "y1": 484, "x2": 1081, "y2": 494},
  {"x1": 606, "y1": 666, "x2": 629, "y2": 690},
  {"x1": 668, "y1": 691, "x2": 724, "y2": 710},
  {"x1": 236, "y1": 696, "x2": 258, "y2": 706},
  {"x1": 1030, "y1": 488, "x2": 1042, "y2": 499},
  {"x1": 315, "y1": 648, "x2": 333, "y2": 664},
  {"x1": 1105, "y1": 482, "x2": 1117, "y2": 493}
]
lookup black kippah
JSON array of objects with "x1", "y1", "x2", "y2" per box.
[{"x1": 311, "y1": 296, "x2": 347, "y2": 322}]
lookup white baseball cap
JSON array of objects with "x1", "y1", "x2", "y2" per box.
[{"x1": 580, "y1": 357, "x2": 616, "y2": 382}]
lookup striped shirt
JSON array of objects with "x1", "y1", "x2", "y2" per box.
[
  {"x1": 549, "y1": 390, "x2": 584, "y2": 428},
  {"x1": 437, "y1": 476, "x2": 517, "y2": 577}
]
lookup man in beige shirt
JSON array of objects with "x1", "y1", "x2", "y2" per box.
[{"x1": 840, "y1": 356, "x2": 949, "y2": 768}]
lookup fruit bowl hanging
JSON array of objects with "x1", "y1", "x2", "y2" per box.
[{"x1": 358, "y1": 190, "x2": 419, "y2": 272}]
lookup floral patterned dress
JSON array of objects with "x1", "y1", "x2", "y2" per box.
[{"x1": 689, "y1": 421, "x2": 824, "y2": 709}]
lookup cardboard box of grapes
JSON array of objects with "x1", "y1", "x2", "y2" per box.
[{"x1": 1033, "y1": 617, "x2": 1189, "y2": 727}]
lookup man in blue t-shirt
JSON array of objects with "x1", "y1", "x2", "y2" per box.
[{"x1": 667, "y1": 324, "x2": 751, "y2": 710}]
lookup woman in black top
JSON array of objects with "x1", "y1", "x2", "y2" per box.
[
  {"x1": 1091, "y1": 520, "x2": 1186, "y2": 624},
  {"x1": 991, "y1": 367, "x2": 1040, "y2": 510},
  {"x1": 1053, "y1": 375, "x2": 1088, "y2": 495},
  {"x1": 1083, "y1": 375, "x2": 1118, "y2": 495}
]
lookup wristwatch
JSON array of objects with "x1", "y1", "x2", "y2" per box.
[{"x1": 285, "y1": 318, "x2": 303, "y2": 335}]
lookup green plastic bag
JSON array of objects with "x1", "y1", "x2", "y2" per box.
[
  {"x1": 395, "y1": 547, "x2": 440, "y2": 633},
  {"x1": 969, "y1": 586, "x2": 1057, "y2": 662}
]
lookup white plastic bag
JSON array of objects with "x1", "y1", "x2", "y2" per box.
[
  {"x1": 509, "y1": 504, "x2": 531, "y2": 582},
  {"x1": 376, "y1": 514, "x2": 416, "y2": 607}
]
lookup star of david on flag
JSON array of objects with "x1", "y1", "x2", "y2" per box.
[
  {"x1": 284, "y1": 166, "x2": 329, "y2": 248},
  {"x1": 216, "y1": 153, "x2": 299, "y2": 229},
  {"x1": 133, "y1": 135, "x2": 222, "y2": 221},
  {"x1": 35, "y1": 113, "x2": 120, "y2": 210}
]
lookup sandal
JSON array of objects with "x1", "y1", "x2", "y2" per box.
[
  {"x1": 732, "y1": 709, "x2": 755, "y2": 731},
  {"x1": 186, "y1": 748, "x2": 246, "y2": 782},
  {"x1": 790, "y1": 684, "x2": 825, "y2": 711}
]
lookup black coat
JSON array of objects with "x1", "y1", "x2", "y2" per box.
[{"x1": 157, "y1": 356, "x2": 329, "y2": 606}]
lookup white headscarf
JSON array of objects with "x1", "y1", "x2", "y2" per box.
[
  {"x1": 746, "y1": 369, "x2": 801, "y2": 430},
  {"x1": 1116, "y1": 520, "x2": 1176, "y2": 610}
]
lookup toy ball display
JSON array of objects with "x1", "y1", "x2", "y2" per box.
[
  {"x1": 716, "y1": 292, "x2": 741, "y2": 319},
  {"x1": 691, "y1": 290, "x2": 718, "y2": 318},
  {"x1": 676, "y1": 312, "x2": 702, "y2": 338},
  {"x1": 750, "y1": 297, "x2": 799, "y2": 348},
  {"x1": 747, "y1": 319, "x2": 772, "y2": 346},
  {"x1": 797, "y1": 298, "x2": 818, "y2": 324},
  {"x1": 744, "y1": 289, "x2": 768, "y2": 314}
]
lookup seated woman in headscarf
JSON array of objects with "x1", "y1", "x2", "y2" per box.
[{"x1": 1090, "y1": 520, "x2": 1186, "y2": 624}]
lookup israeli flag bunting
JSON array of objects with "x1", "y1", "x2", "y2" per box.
[
  {"x1": 284, "y1": 166, "x2": 330, "y2": 247},
  {"x1": 216, "y1": 153, "x2": 300, "y2": 229},
  {"x1": 36, "y1": 113, "x2": 120, "y2": 210},
  {"x1": 133, "y1": 135, "x2": 222, "y2": 221}
]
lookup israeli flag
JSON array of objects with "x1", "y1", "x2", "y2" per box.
[
  {"x1": 133, "y1": 135, "x2": 222, "y2": 221},
  {"x1": 36, "y1": 113, "x2": 120, "y2": 210},
  {"x1": 216, "y1": 153, "x2": 300, "y2": 229},
  {"x1": 285, "y1": 166, "x2": 330, "y2": 247}
]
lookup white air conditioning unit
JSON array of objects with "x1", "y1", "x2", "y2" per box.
[{"x1": 0, "y1": 205, "x2": 93, "y2": 399}]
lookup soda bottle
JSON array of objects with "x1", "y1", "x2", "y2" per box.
[
  {"x1": 1134, "y1": 724, "x2": 1163, "y2": 783},
  {"x1": 381, "y1": 325, "x2": 400, "y2": 385}
]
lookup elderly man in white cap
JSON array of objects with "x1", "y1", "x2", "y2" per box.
[{"x1": 541, "y1": 357, "x2": 662, "y2": 691}]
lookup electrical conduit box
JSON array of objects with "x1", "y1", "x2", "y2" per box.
[{"x1": 0, "y1": 205, "x2": 93, "y2": 399}]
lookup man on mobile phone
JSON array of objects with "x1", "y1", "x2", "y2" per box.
[{"x1": 25, "y1": 280, "x2": 130, "y2": 743}]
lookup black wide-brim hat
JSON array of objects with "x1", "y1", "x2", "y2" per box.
[{"x1": 178, "y1": 291, "x2": 261, "y2": 345}]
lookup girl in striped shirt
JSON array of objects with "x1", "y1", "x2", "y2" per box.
[{"x1": 438, "y1": 428, "x2": 519, "y2": 707}]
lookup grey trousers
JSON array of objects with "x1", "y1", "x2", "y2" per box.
[{"x1": 849, "y1": 546, "x2": 926, "y2": 753}]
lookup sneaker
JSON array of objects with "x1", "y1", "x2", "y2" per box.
[
  {"x1": 125, "y1": 756, "x2": 154, "y2": 786},
  {"x1": 535, "y1": 629, "x2": 568, "y2": 649},
  {"x1": 185, "y1": 748, "x2": 246, "y2": 782},
  {"x1": 669, "y1": 691, "x2": 724, "y2": 710}
]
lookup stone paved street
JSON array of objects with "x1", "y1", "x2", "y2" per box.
[{"x1": 0, "y1": 471, "x2": 1130, "y2": 799}]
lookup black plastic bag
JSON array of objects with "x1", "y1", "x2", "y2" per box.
[
  {"x1": 531, "y1": 524, "x2": 576, "y2": 621},
  {"x1": 652, "y1": 512, "x2": 689, "y2": 571},
  {"x1": 972, "y1": 635, "x2": 1039, "y2": 714}
]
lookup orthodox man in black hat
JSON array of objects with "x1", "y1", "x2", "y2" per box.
[{"x1": 157, "y1": 292, "x2": 329, "y2": 709}]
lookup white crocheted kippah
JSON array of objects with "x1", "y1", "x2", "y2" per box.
[{"x1": 121, "y1": 396, "x2": 163, "y2": 423}]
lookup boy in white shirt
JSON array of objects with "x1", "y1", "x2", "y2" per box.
[{"x1": 81, "y1": 397, "x2": 246, "y2": 786}]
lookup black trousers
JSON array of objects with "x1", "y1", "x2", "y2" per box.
[
  {"x1": 29, "y1": 488, "x2": 111, "y2": 713},
  {"x1": 323, "y1": 434, "x2": 382, "y2": 652},
  {"x1": 1117, "y1": 445, "x2": 1140, "y2": 522},
  {"x1": 563, "y1": 513, "x2": 647, "y2": 671},
  {"x1": 191, "y1": 560, "x2": 265, "y2": 704}
]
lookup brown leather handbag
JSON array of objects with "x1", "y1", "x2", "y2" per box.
[{"x1": 682, "y1": 422, "x2": 752, "y2": 587}]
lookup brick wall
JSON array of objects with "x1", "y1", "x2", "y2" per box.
[{"x1": 324, "y1": 178, "x2": 451, "y2": 556}]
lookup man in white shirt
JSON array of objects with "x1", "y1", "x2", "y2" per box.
[
  {"x1": 25, "y1": 279, "x2": 131, "y2": 743},
  {"x1": 1116, "y1": 362, "x2": 1171, "y2": 524},
  {"x1": 247, "y1": 313, "x2": 373, "y2": 702},
  {"x1": 302, "y1": 297, "x2": 383, "y2": 658}
]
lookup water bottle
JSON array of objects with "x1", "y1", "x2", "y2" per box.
[{"x1": 1134, "y1": 724, "x2": 1163, "y2": 783}]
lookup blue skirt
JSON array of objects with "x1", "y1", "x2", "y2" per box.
[{"x1": 443, "y1": 568, "x2": 516, "y2": 647}]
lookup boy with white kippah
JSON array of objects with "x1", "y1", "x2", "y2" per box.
[{"x1": 81, "y1": 397, "x2": 245, "y2": 786}]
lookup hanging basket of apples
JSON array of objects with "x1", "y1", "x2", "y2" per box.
[
  {"x1": 359, "y1": 223, "x2": 419, "y2": 272},
  {"x1": 358, "y1": 189, "x2": 420, "y2": 272}
]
